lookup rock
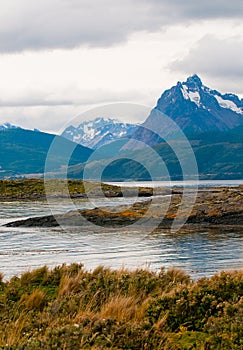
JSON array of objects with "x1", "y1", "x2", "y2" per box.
[{"x1": 4, "y1": 186, "x2": 243, "y2": 229}]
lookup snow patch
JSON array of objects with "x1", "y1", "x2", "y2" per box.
[
  {"x1": 119, "y1": 131, "x2": 126, "y2": 136},
  {"x1": 181, "y1": 85, "x2": 189, "y2": 100},
  {"x1": 83, "y1": 124, "x2": 95, "y2": 138},
  {"x1": 214, "y1": 95, "x2": 243, "y2": 115},
  {"x1": 73, "y1": 135, "x2": 81, "y2": 142},
  {"x1": 181, "y1": 84, "x2": 201, "y2": 107}
]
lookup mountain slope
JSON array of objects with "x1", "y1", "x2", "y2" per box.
[
  {"x1": 67, "y1": 126, "x2": 243, "y2": 180},
  {"x1": 62, "y1": 117, "x2": 138, "y2": 149},
  {"x1": 0, "y1": 128, "x2": 92, "y2": 178}
]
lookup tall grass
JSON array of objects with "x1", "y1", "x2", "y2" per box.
[{"x1": 0, "y1": 264, "x2": 242, "y2": 349}]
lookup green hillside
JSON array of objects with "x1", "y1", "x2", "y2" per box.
[
  {"x1": 0, "y1": 129, "x2": 92, "y2": 178},
  {"x1": 1, "y1": 126, "x2": 242, "y2": 180},
  {"x1": 67, "y1": 126, "x2": 243, "y2": 180}
]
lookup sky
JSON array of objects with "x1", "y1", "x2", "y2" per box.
[{"x1": 0, "y1": 0, "x2": 243, "y2": 133}]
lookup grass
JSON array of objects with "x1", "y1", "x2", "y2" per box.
[
  {"x1": 0, "y1": 179, "x2": 115, "y2": 199},
  {"x1": 0, "y1": 264, "x2": 241, "y2": 349},
  {"x1": 0, "y1": 179, "x2": 154, "y2": 200}
]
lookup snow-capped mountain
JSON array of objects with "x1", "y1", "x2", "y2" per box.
[
  {"x1": 124, "y1": 74, "x2": 243, "y2": 149},
  {"x1": 0, "y1": 122, "x2": 20, "y2": 130},
  {"x1": 154, "y1": 74, "x2": 243, "y2": 134},
  {"x1": 62, "y1": 117, "x2": 138, "y2": 149}
]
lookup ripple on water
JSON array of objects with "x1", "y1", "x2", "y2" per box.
[{"x1": 0, "y1": 199, "x2": 242, "y2": 280}]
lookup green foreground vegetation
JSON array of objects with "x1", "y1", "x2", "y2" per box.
[{"x1": 0, "y1": 265, "x2": 242, "y2": 349}]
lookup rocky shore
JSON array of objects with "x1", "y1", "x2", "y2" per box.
[{"x1": 5, "y1": 185, "x2": 243, "y2": 229}]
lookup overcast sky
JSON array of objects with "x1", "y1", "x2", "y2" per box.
[{"x1": 1, "y1": 0, "x2": 243, "y2": 133}]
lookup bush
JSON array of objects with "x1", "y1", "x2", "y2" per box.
[{"x1": 0, "y1": 265, "x2": 241, "y2": 349}]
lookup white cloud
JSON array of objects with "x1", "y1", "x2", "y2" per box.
[
  {"x1": 170, "y1": 35, "x2": 243, "y2": 95},
  {"x1": 1, "y1": 2, "x2": 243, "y2": 131},
  {"x1": 0, "y1": 87, "x2": 146, "y2": 107}
]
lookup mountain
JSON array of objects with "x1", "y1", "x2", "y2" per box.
[
  {"x1": 124, "y1": 75, "x2": 243, "y2": 149},
  {"x1": 1, "y1": 75, "x2": 242, "y2": 180},
  {"x1": 62, "y1": 117, "x2": 138, "y2": 149},
  {"x1": 0, "y1": 128, "x2": 92, "y2": 178},
  {"x1": 67, "y1": 75, "x2": 243, "y2": 181},
  {"x1": 156, "y1": 74, "x2": 243, "y2": 132},
  {"x1": 0, "y1": 122, "x2": 20, "y2": 130}
]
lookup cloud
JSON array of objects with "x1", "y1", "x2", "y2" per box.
[
  {"x1": 0, "y1": 105, "x2": 82, "y2": 133},
  {"x1": 1, "y1": 0, "x2": 243, "y2": 53},
  {"x1": 170, "y1": 35, "x2": 243, "y2": 94},
  {"x1": 0, "y1": 88, "x2": 146, "y2": 107},
  {"x1": 0, "y1": 88, "x2": 150, "y2": 132},
  {"x1": 0, "y1": 100, "x2": 150, "y2": 133}
]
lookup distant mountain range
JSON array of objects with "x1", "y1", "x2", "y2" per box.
[
  {"x1": 61, "y1": 74, "x2": 243, "y2": 150},
  {"x1": 67, "y1": 125, "x2": 243, "y2": 181},
  {"x1": 62, "y1": 117, "x2": 138, "y2": 149},
  {"x1": 65, "y1": 75, "x2": 243, "y2": 180},
  {"x1": 0, "y1": 75, "x2": 242, "y2": 180}
]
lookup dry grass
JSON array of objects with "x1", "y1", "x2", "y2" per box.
[
  {"x1": 99, "y1": 294, "x2": 139, "y2": 321},
  {"x1": 22, "y1": 289, "x2": 46, "y2": 310},
  {"x1": 0, "y1": 264, "x2": 241, "y2": 349}
]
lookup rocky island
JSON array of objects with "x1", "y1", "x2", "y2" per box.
[{"x1": 4, "y1": 181, "x2": 243, "y2": 230}]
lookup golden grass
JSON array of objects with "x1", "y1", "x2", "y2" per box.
[
  {"x1": 21, "y1": 289, "x2": 46, "y2": 310},
  {"x1": 0, "y1": 264, "x2": 241, "y2": 349}
]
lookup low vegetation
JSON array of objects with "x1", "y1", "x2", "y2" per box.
[
  {"x1": 0, "y1": 179, "x2": 154, "y2": 200},
  {"x1": 0, "y1": 179, "x2": 70, "y2": 199},
  {"x1": 0, "y1": 265, "x2": 242, "y2": 349},
  {"x1": 0, "y1": 179, "x2": 115, "y2": 200}
]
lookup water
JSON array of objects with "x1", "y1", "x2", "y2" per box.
[
  {"x1": 0, "y1": 181, "x2": 242, "y2": 280},
  {"x1": 106, "y1": 179, "x2": 243, "y2": 188}
]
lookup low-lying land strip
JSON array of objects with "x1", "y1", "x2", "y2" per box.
[
  {"x1": 4, "y1": 181, "x2": 243, "y2": 229},
  {"x1": 0, "y1": 179, "x2": 155, "y2": 200}
]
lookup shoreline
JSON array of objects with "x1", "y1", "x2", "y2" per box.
[{"x1": 4, "y1": 185, "x2": 243, "y2": 229}]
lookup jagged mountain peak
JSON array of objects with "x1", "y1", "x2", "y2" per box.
[
  {"x1": 62, "y1": 117, "x2": 138, "y2": 149},
  {"x1": 178, "y1": 74, "x2": 203, "y2": 91},
  {"x1": 158, "y1": 74, "x2": 243, "y2": 116},
  {"x1": 142, "y1": 75, "x2": 243, "y2": 140},
  {"x1": 185, "y1": 74, "x2": 202, "y2": 88}
]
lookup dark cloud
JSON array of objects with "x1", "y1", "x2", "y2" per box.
[
  {"x1": 151, "y1": 0, "x2": 243, "y2": 20},
  {"x1": 1, "y1": 0, "x2": 243, "y2": 53},
  {"x1": 170, "y1": 35, "x2": 243, "y2": 94}
]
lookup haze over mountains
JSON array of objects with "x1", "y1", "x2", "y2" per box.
[{"x1": 0, "y1": 75, "x2": 242, "y2": 180}]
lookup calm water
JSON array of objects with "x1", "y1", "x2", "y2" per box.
[
  {"x1": 106, "y1": 179, "x2": 243, "y2": 188},
  {"x1": 0, "y1": 180, "x2": 242, "y2": 281}
]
